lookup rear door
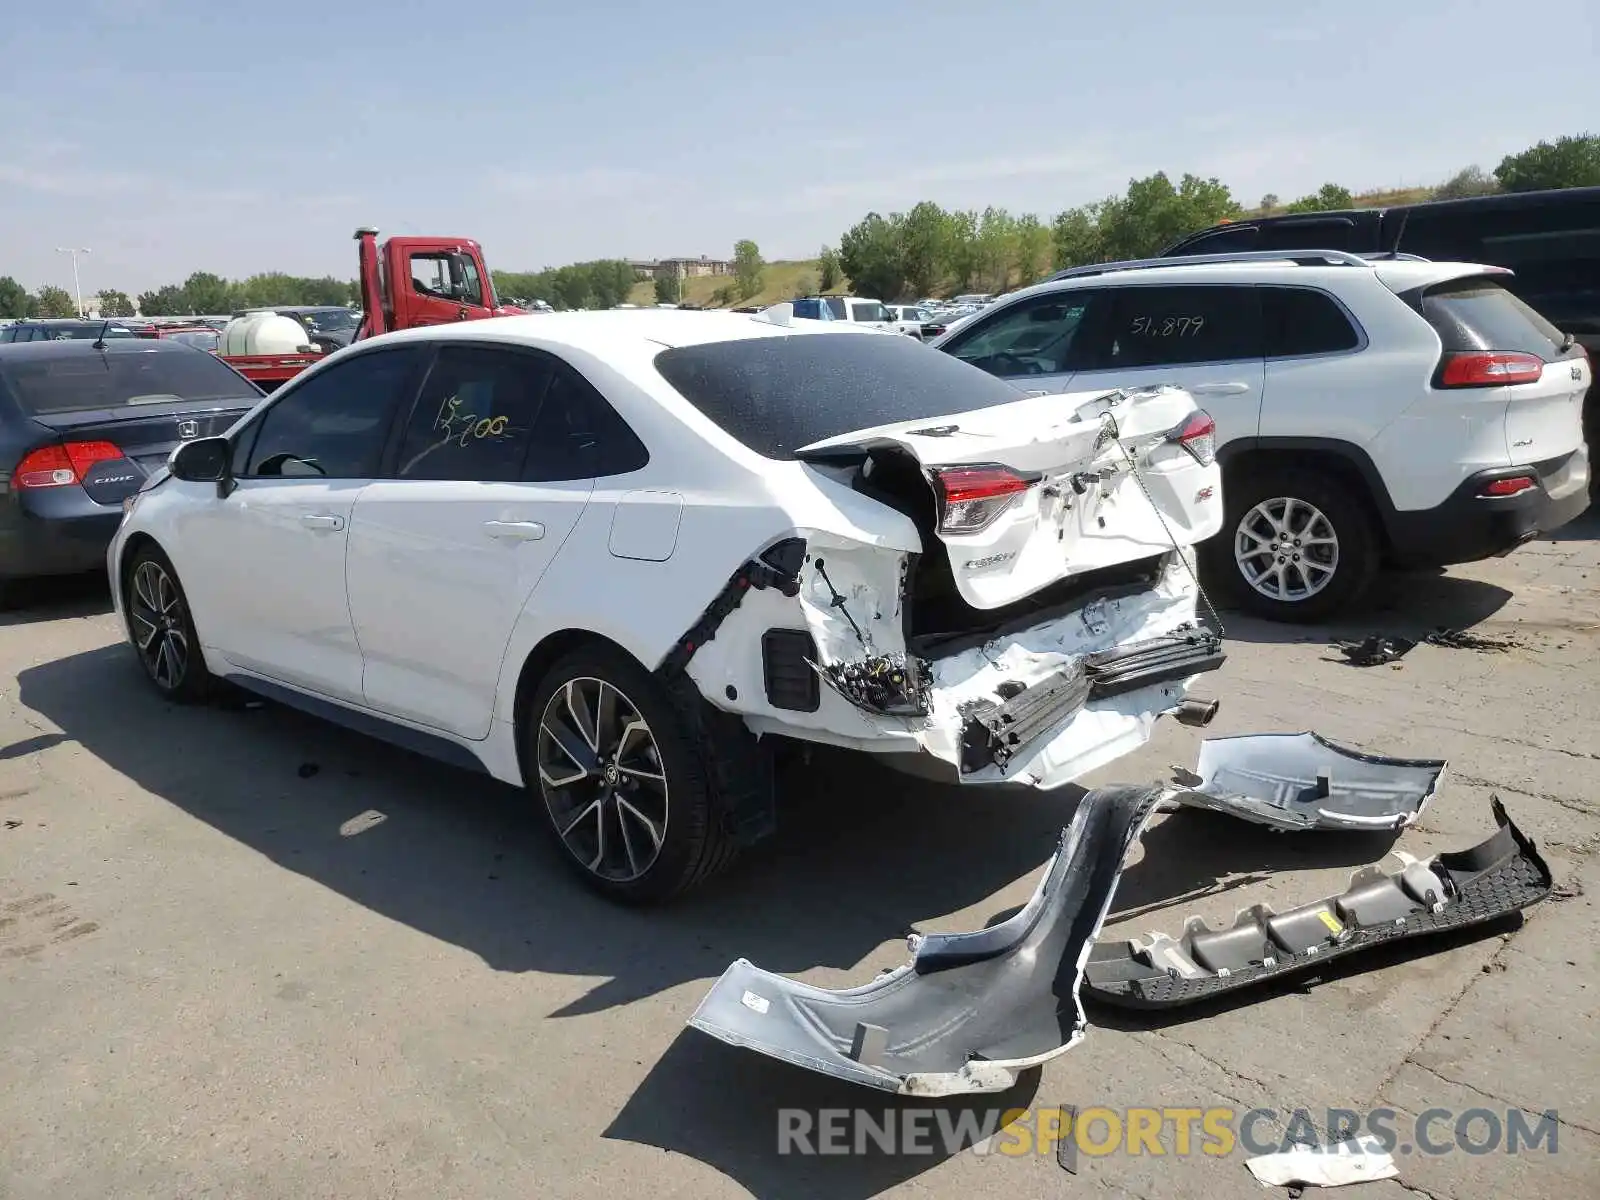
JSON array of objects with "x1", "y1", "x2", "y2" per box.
[
  {"x1": 171, "y1": 346, "x2": 428, "y2": 703},
  {"x1": 346, "y1": 345, "x2": 627, "y2": 739},
  {"x1": 1064, "y1": 283, "x2": 1266, "y2": 448}
]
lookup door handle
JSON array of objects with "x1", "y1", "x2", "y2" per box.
[
  {"x1": 483, "y1": 520, "x2": 545, "y2": 541},
  {"x1": 1189, "y1": 381, "x2": 1249, "y2": 396},
  {"x1": 300, "y1": 513, "x2": 345, "y2": 531}
]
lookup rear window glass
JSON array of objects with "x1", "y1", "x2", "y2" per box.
[
  {"x1": 0, "y1": 347, "x2": 259, "y2": 414},
  {"x1": 654, "y1": 333, "x2": 1029, "y2": 460},
  {"x1": 1419, "y1": 279, "x2": 1565, "y2": 358}
]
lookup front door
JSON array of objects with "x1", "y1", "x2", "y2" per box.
[
  {"x1": 400, "y1": 250, "x2": 495, "y2": 328},
  {"x1": 171, "y1": 345, "x2": 428, "y2": 703},
  {"x1": 346, "y1": 345, "x2": 601, "y2": 739}
]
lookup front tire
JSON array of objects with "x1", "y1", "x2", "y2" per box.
[
  {"x1": 125, "y1": 545, "x2": 213, "y2": 702},
  {"x1": 1211, "y1": 468, "x2": 1379, "y2": 622},
  {"x1": 525, "y1": 645, "x2": 756, "y2": 903}
]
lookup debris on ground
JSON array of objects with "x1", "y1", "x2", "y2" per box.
[
  {"x1": 1244, "y1": 1134, "x2": 1398, "y2": 1188},
  {"x1": 1424, "y1": 627, "x2": 1519, "y2": 652},
  {"x1": 297, "y1": 762, "x2": 320, "y2": 779},
  {"x1": 1333, "y1": 635, "x2": 1416, "y2": 667}
]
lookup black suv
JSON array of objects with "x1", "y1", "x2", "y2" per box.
[{"x1": 1164, "y1": 186, "x2": 1600, "y2": 488}]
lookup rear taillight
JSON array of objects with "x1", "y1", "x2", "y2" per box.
[
  {"x1": 1478, "y1": 476, "x2": 1538, "y2": 498},
  {"x1": 13, "y1": 441, "x2": 124, "y2": 490},
  {"x1": 931, "y1": 463, "x2": 1037, "y2": 534},
  {"x1": 1439, "y1": 351, "x2": 1545, "y2": 388},
  {"x1": 1168, "y1": 410, "x2": 1217, "y2": 466}
]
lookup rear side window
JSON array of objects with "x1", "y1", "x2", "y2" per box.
[
  {"x1": 1417, "y1": 279, "x2": 1565, "y2": 359},
  {"x1": 1260, "y1": 287, "x2": 1362, "y2": 357},
  {"x1": 791, "y1": 299, "x2": 826, "y2": 319},
  {"x1": 1081, "y1": 285, "x2": 1262, "y2": 369},
  {"x1": 654, "y1": 333, "x2": 1029, "y2": 460},
  {"x1": 0, "y1": 347, "x2": 260, "y2": 415}
]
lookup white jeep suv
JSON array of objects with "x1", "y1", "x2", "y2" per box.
[
  {"x1": 931, "y1": 250, "x2": 1592, "y2": 620},
  {"x1": 111, "y1": 312, "x2": 1224, "y2": 901}
]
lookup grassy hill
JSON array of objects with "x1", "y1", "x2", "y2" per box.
[{"x1": 626, "y1": 258, "x2": 843, "y2": 309}]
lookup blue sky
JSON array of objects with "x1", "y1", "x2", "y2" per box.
[{"x1": 4, "y1": 0, "x2": 1595, "y2": 294}]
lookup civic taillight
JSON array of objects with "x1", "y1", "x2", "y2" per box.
[
  {"x1": 1167, "y1": 410, "x2": 1217, "y2": 466},
  {"x1": 931, "y1": 464, "x2": 1037, "y2": 534},
  {"x1": 13, "y1": 441, "x2": 125, "y2": 490},
  {"x1": 1439, "y1": 351, "x2": 1545, "y2": 388}
]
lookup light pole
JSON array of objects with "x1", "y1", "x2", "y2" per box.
[{"x1": 55, "y1": 246, "x2": 91, "y2": 317}]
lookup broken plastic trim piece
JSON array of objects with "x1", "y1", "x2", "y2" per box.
[
  {"x1": 686, "y1": 785, "x2": 1165, "y2": 1096},
  {"x1": 959, "y1": 664, "x2": 1092, "y2": 773},
  {"x1": 657, "y1": 540, "x2": 806, "y2": 677},
  {"x1": 1083, "y1": 628, "x2": 1226, "y2": 699},
  {"x1": 1082, "y1": 797, "x2": 1551, "y2": 1009},
  {"x1": 818, "y1": 653, "x2": 933, "y2": 717},
  {"x1": 1171, "y1": 731, "x2": 1446, "y2": 832}
]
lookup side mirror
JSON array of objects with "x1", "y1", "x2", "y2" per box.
[{"x1": 169, "y1": 436, "x2": 230, "y2": 485}]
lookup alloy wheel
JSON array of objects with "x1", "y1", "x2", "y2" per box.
[
  {"x1": 129, "y1": 560, "x2": 190, "y2": 691},
  {"x1": 536, "y1": 677, "x2": 669, "y2": 883},
  {"x1": 1234, "y1": 496, "x2": 1340, "y2": 603}
]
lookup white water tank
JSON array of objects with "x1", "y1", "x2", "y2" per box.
[{"x1": 220, "y1": 312, "x2": 313, "y2": 356}]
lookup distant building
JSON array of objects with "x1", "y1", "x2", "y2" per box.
[{"x1": 627, "y1": 256, "x2": 734, "y2": 281}]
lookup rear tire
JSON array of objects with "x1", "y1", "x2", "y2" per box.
[
  {"x1": 524, "y1": 644, "x2": 763, "y2": 903},
  {"x1": 124, "y1": 544, "x2": 213, "y2": 703},
  {"x1": 1210, "y1": 468, "x2": 1379, "y2": 623}
]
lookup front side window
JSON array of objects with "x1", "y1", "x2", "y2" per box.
[
  {"x1": 408, "y1": 254, "x2": 484, "y2": 306},
  {"x1": 394, "y1": 346, "x2": 554, "y2": 482},
  {"x1": 943, "y1": 292, "x2": 1094, "y2": 377},
  {"x1": 237, "y1": 345, "x2": 426, "y2": 479},
  {"x1": 1084, "y1": 285, "x2": 1263, "y2": 369}
]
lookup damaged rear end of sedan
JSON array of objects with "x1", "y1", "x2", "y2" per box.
[{"x1": 661, "y1": 334, "x2": 1229, "y2": 792}]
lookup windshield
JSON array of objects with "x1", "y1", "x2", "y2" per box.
[
  {"x1": 654, "y1": 332, "x2": 1029, "y2": 460},
  {"x1": 0, "y1": 347, "x2": 260, "y2": 414},
  {"x1": 300, "y1": 309, "x2": 358, "y2": 332}
]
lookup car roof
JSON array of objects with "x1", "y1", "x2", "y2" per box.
[
  {"x1": 1010, "y1": 256, "x2": 1505, "y2": 299},
  {"x1": 361, "y1": 309, "x2": 861, "y2": 356}
]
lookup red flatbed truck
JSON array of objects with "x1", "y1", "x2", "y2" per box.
[{"x1": 221, "y1": 227, "x2": 523, "y2": 392}]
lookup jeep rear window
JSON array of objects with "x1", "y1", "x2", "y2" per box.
[
  {"x1": 0, "y1": 347, "x2": 261, "y2": 414},
  {"x1": 1419, "y1": 278, "x2": 1565, "y2": 359},
  {"x1": 654, "y1": 333, "x2": 1029, "y2": 460}
]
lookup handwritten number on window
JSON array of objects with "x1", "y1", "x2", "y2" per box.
[
  {"x1": 1129, "y1": 315, "x2": 1206, "y2": 337},
  {"x1": 434, "y1": 394, "x2": 511, "y2": 448}
]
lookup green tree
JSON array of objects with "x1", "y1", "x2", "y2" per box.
[
  {"x1": 838, "y1": 212, "x2": 905, "y2": 302},
  {"x1": 98, "y1": 289, "x2": 136, "y2": 317},
  {"x1": 818, "y1": 246, "x2": 842, "y2": 292},
  {"x1": 183, "y1": 271, "x2": 234, "y2": 315},
  {"x1": 973, "y1": 207, "x2": 1018, "y2": 292},
  {"x1": 1013, "y1": 213, "x2": 1053, "y2": 287},
  {"x1": 1050, "y1": 205, "x2": 1104, "y2": 269},
  {"x1": 298, "y1": 276, "x2": 351, "y2": 307},
  {"x1": 1433, "y1": 165, "x2": 1499, "y2": 200},
  {"x1": 654, "y1": 271, "x2": 682, "y2": 305},
  {"x1": 1495, "y1": 133, "x2": 1600, "y2": 192},
  {"x1": 1258, "y1": 193, "x2": 1281, "y2": 213},
  {"x1": 710, "y1": 284, "x2": 736, "y2": 307},
  {"x1": 137, "y1": 285, "x2": 189, "y2": 317},
  {"x1": 32, "y1": 285, "x2": 77, "y2": 317},
  {"x1": 1283, "y1": 183, "x2": 1354, "y2": 214},
  {"x1": 792, "y1": 273, "x2": 816, "y2": 298},
  {"x1": 733, "y1": 240, "x2": 764, "y2": 301},
  {"x1": 898, "y1": 201, "x2": 948, "y2": 298},
  {"x1": 0, "y1": 276, "x2": 27, "y2": 318},
  {"x1": 1095, "y1": 172, "x2": 1241, "y2": 260},
  {"x1": 941, "y1": 209, "x2": 980, "y2": 291}
]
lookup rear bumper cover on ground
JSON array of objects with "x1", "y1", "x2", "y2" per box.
[
  {"x1": 687, "y1": 785, "x2": 1164, "y2": 1096},
  {"x1": 1083, "y1": 797, "x2": 1550, "y2": 1008}
]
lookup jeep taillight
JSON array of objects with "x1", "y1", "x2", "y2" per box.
[
  {"x1": 931, "y1": 464, "x2": 1038, "y2": 534},
  {"x1": 13, "y1": 441, "x2": 124, "y2": 490},
  {"x1": 1438, "y1": 351, "x2": 1545, "y2": 388},
  {"x1": 1168, "y1": 410, "x2": 1217, "y2": 466}
]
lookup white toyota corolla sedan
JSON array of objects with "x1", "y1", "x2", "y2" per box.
[{"x1": 110, "y1": 310, "x2": 1226, "y2": 901}]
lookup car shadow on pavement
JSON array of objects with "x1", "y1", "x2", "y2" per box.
[
  {"x1": 1217, "y1": 568, "x2": 1513, "y2": 646},
  {"x1": 605, "y1": 1036, "x2": 1041, "y2": 1200},
  {"x1": 0, "y1": 572, "x2": 114, "y2": 626},
  {"x1": 1547, "y1": 509, "x2": 1599, "y2": 541}
]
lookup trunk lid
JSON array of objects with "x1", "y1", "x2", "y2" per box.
[
  {"x1": 796, "y1": 385, "x2": 1211, "y2": 610},
  {"x1": 1504, "y1": 349, "x2": 1589, "y2": 463}
]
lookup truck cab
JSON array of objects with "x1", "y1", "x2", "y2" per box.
[{"x1": 355, "y1": 228, "x2": 522, "y2": 340}]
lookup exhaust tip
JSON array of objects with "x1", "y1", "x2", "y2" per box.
[{"x1": 1174, "y1": 697, "x2": 1220, "y2": 728}]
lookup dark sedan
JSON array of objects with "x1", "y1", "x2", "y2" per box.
[
  {"x1": 1, "y1": 319, "x2": 139, "y2": 343},
  {"x1": 0, "y1": 339, "x2": 262, "y2": 601}
]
